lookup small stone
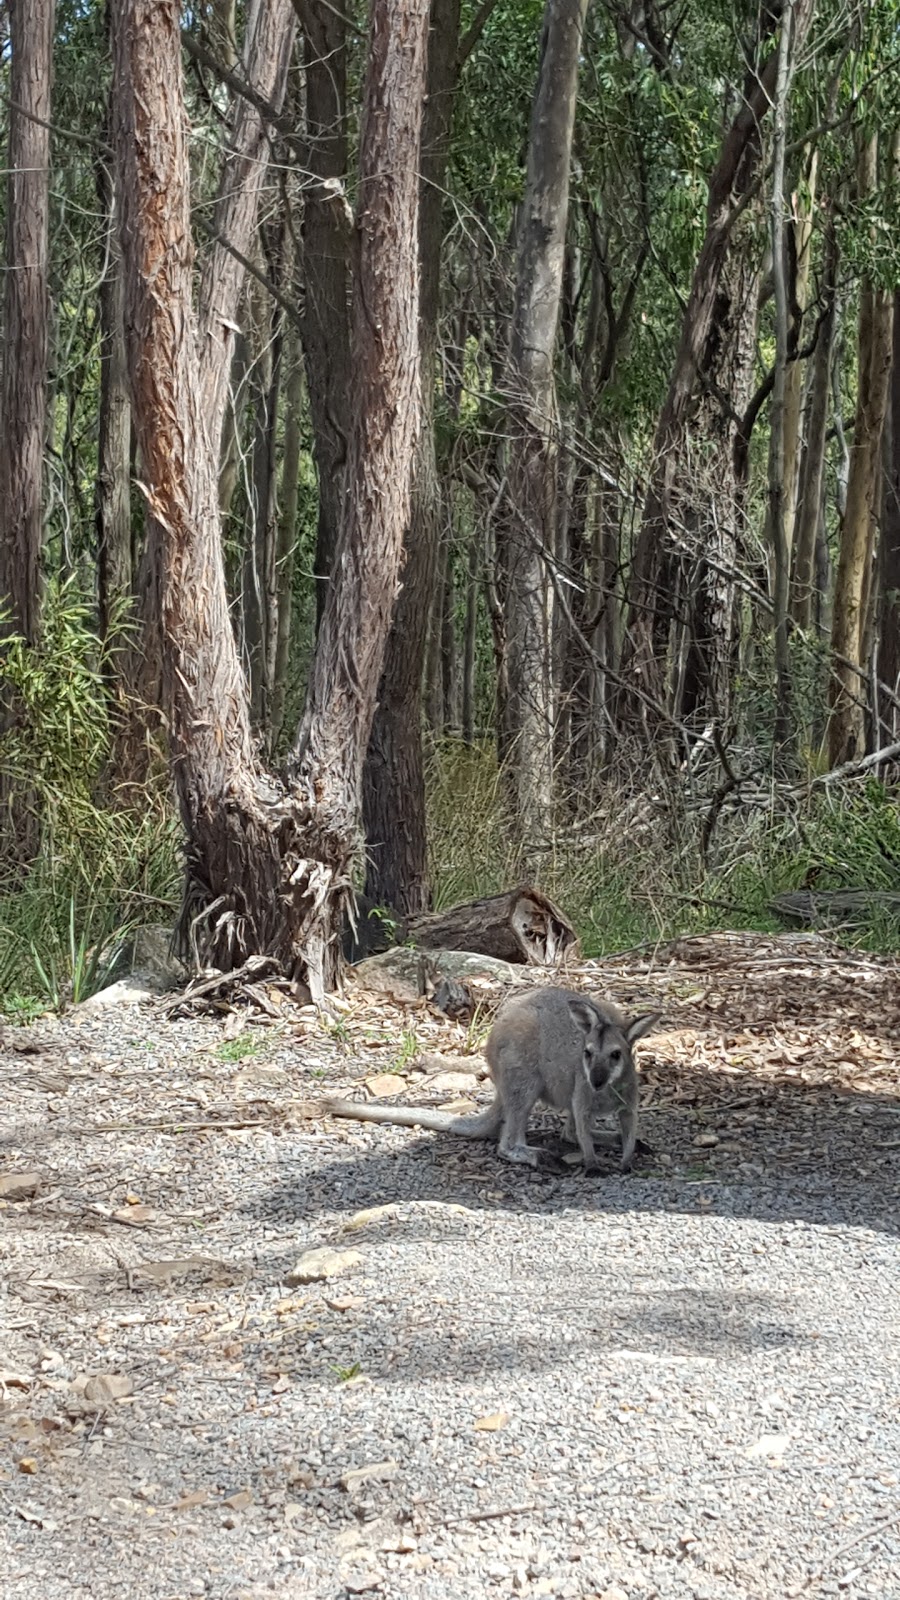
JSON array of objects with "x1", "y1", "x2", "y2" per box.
[
  {"x1": 745, "y1": 1432, "x2": 790, "y2": 1459},
  {"x1": 474, "y1": 1410, "x2": 510, "y2": 1431},
  {"x1": 173, "y1": 1491, "x2": 211, "y2": 1511},
  {"x1": 345, "y1": 1205, "x2": 399, "y2": 1231},
  {"x1": 285, "y1": 1247, "x2": 363, "y2": 1285},
  {"x1": 428, "y1": 1071, "x2": 479, "y2": 1094},
  {"x1": 112, "y1": 1205, "x2": 155, "y2": 1225},
  {"x1": 364, "y1": 1075, "x2": 407, "y2": 1099},
  {"x1": 693, "y1": 1132, "x2": 720, "y2": 1148},
  {"x1": 83, "y1": 1373, "x2": 134, "y2": 1408},
  {"x1": 340, "y1": 1460, "x2": 399, "y2": 1492},
  {"x1": 221, "y1": 1489, "x2": 253, "y2": 1512},
  {"x1": 287, "y1": 1466, "x2": 315, "y2": 1489},
  {"x1": 0, "y1": 1171, "x2": 41, "y2": 1200}
]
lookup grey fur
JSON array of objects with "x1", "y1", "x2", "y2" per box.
[{"x1": 323, "y1": 986, "x2": 661, "y2": 1173}]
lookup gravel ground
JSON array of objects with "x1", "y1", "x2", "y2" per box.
[{"x1": 2, "y1": 936, "x2": 900, "y2": 1600}]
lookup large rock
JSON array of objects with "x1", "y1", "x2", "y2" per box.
[
  {"x1": 351, "y1": 945, "x2": 522, "y2": 1002},
  {"x1": 75, "y1": 977, "x2": 162, "y2": 1011},
  {"x1": 127, "y1": 924, "x2": 187, "y2": 989}
]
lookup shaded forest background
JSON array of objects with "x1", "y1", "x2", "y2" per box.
[{"x1": 1, "y1": 0, "x2": 900, "y2": 1011}]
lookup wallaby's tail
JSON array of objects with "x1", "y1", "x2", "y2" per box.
[{"x1": 323, "y1": 1096, "x2": 503, "y2": 1140}]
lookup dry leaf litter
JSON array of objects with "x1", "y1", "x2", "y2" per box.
[{"x1": 1, "y1": 930, "x2": 899, "y2": 1600}]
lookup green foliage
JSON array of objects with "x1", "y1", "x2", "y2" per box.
[
  {"x1": 331, "y1": 1361, "x2": 362, "y2": 1383},
  {"x1": 427, "y1": 741, "x2": 900, "y2": 958},
  {"x1": 0, "y1": 581, "x2": 180, "y2": 1012},
  {"x1": 216, "y1": 1032, "x2": 268, "y2": 1063},
  {"x1": 393, "y1": 1029, "x2": 420, "y2": 1072},
  {"x1": 1, "y1": 577, "x2": 121, "y2": 802},
  {"x1": 27, "y1": 891, "x2": 130, "y2": 1010}
]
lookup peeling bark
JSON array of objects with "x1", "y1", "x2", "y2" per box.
[
  {"x1": 113, "y1": 0, "x2": 429, "y2": 999},
  {"x1": 0, "y1": 0, "x2": 55, "y2": 648}
]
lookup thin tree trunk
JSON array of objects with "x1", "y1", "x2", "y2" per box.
[
  {"x1": 791, "y1": 211, "x2": 838, "y2": 629},
  {"x1": 768, "y1": 0, "x2": 797, "y2": 757},
  {"x1": 296, "y1": 0, "x2": 352, "y2": 631},
  {"x1": 196, "y1": 0, "x2": 296, "y2": 458},
  {"x1": 113, "y1": 0, "x2": 429, "y2": 1000},
  {"x1": 828, "y1": 133, "x2": 896, "y2": 766},
  {"x1": 782, "y1": 149, "x2": 817, "y2": 556},
  {"x1": 503, "y1": 0, "x2": 589, "y2": 853},
  {"x1": 242, "y1": 273, "x2": 282, "y2": 730},
  {"x1": 361, "y1": 0, "x2": 463, "y2": 915},
  {"x1": 462, "y1": 521, "x2": 480, "y2": 745},
  {"x1": 876, "y1": 292, "x2": 900, "y2": 740},
  {"x1": 0, "y1": 0, "x2": 55, "y2": 649},
  {"x1": 441, "y1": 531, "x2": 458, "y2": 729},
  {"x1": 95, "y1": 138, "x2": 133, "y2": 653},
  {"x1": 425, "y1": 551, "x2": 447, "y2": 735},
  {"x1": 269, "y1": 327, "x2": 304, "y2": 751}
]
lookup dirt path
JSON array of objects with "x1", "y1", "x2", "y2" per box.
[{"x1": 2, "y1": 933, "x2": 899, "y2": 1599}]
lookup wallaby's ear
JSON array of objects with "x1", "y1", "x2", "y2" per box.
[
  {"x1": 625, "y1": 1011, "x2": 662, "y2": 1045},
  {"x1": 569, "y1": 999, "x2": 600, "y2": 1035}
]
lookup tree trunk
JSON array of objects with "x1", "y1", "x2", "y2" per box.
[
  {"x1": 0, "y1": 0, "x2": 55, "y2": 649},
  {"x1": 502, "y1": 0, "x2": 589, "y2": 852},
  {"x1": 110, "y1": 0, "x2": 294, "y2": 792},
  {"x1": 289, "y1": 0, "x2": 430, "y2": 985},
  {"x1": 767, "y1": 0, "x2": 798, "y2": 757},
  {"x1": 791, "y1": 210, "x2": 838, "y2": 630},
  {"x1": 828, "y1": 133, "x2": 896, "y2": 767},
  {"x1": 462, "y1": 521, "x2": 480, "y2": 745},
  {"x1": 113, "y1": 0, "x2": 429, "y2": 1000},
  {"x1": 242, "y1": 273, "x2": 281, "y2": 730},
  {"x1": 269, "y1": 326, "x2": 304, "y2": 752},
  {"x1": 95, "y1": 131, "x2": 133, "y2": 654},
  {"x1": 876, "y1": 292, "x2": 900, "y2": 741},
  {"x1": 782, "y1": 149, "x2": 817, "y2": 557},
  {"x1": 362, "y1": 0, "x2": 463, "y2": 916},
  {"x1": 196, "y1": 0, "x2": 296, "y2": 458},
  {"x1": 296, "y1": 0, "x2": 353, "y2": 631}
]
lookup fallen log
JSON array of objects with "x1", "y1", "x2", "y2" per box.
[
  {"x1": 406, "y1": 886, "x2": 578, "y2": 966},
  {"x1": 770, "y1": 888, "x2": 900, "y2": 927}
]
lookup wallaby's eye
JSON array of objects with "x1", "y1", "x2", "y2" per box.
[{"x1": 609, "y1": 1048, "x2": 622, "y2": 1066}]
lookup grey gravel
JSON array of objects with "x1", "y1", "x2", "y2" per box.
[{"x1": 2, "y1": 944, "x2": 900, "y2": 1600}]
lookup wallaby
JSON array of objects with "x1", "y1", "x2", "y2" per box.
[{"x1": 323, "y1": 987, "x2": 661, "y2": 1173}]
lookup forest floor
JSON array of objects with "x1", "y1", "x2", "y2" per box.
[{"x1": 2, "y1": 931, "x2": 900, "y2": 1600}]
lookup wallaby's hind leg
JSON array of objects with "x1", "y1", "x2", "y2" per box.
[{"x1": 497, "y1": 1095, "x2": 557, "y2": 1170}]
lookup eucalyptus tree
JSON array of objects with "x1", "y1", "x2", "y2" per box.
[{"x1": 111, "y1": 0, "x2": 429, "y2": 998}]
